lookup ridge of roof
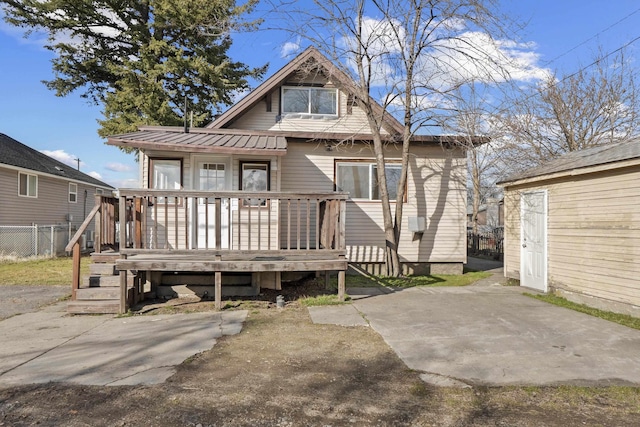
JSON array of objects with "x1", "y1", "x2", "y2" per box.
[
  {"x1": 0, "y1": 133, "x2": 114, "y2": 189},
  {"x1": 499, "y1": 139, "x2": 640, "y2": 185},
  {"x1": 206, "y1": 46, "x2": 404, "y2": 134}
]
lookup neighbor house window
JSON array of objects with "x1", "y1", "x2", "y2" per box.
[
  {"x1": 336, "y1": 161, "x2": 403, "y2": 201},
  {"x1": 282, "y1": 86, "x2": 338, "y2": 116},
  {"x1": 240, "y1": 161, "x2": 270, "y2": 206},
  {"x1": 69, "y1": 183, "x2": 78, "y2": 203},
  {"x1": 18, "y1": 172, "x2": 37, "y2": 198}
]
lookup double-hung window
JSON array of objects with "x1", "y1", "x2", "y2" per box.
[
  {"x1": 336, "y1": 161, "x2": 403, "y2": 201},
  {"x1": 282, "y1": 86, "x2": 338, "y2": 116},
  {"x1": 69, "y1": 183, "x2": 78, "y2": 203},
  {"x1": 18, "y1": 172, "x2": 37, "y2": 198}
]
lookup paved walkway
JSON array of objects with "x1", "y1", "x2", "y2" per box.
[
  {"x1": 310, "y1": 259, "x2": 640, "y2": 386},
  {"x1": 0, "y1": 302, "x2": 247, "y2": 386}
]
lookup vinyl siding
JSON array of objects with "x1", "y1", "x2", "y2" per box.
[
  {"x1": 503, "y1": 165, "x2": 640, "y2": 307},
  {"x1": 0, "y1": 166, "x2": 104, "y2": 231},
  {"x1": 280, "y1": 141, "x2": 467, "y2": 263},
  {"x1": 229, "y1": 88, "x2": 387, "y2": 135}
]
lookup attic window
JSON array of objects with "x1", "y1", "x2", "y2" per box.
[{"x1": 282, "y1": 86, "x2": 337, "y2": 116}]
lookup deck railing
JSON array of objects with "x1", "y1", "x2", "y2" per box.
[
  {"x1": 65, "y1": 195, "x2": 118, "y2": 300},
  {"x1": 117, "y1": 189, "x2": 348, "y2": 256}
]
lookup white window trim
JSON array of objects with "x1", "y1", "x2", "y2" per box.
[
  {"x1": 336, "y1": 160, "x2": 403, "y2": 201},
  {"x1": 69, "y1": 183, "x2": 78, "y2": 203},
  {"x1": 18, "y1": 172, "x2": 38, "y2": 198},
  {"x1": 281, "y1": 86, "x2": 339, "y2": 117}
]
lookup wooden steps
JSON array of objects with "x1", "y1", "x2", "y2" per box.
[{"x1": 68, "y1": 251, "x2": 134, "y2": 315}]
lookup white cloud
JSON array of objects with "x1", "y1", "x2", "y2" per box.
[
  {"x1": 111, "y1": 178, "x2": 139, "y2": 189},
  {"x1": 88, "y1": 171, "x2": 102, "y2": 180},
  {"x1": 280, "y1": 39, "x2": 301, "y2": 58},
  {"x1": 40, "y1": 149, "x2": 82, "y2": 168},
  {"x1": 105, "y1": 162, "x2": 133, "y2": 172}
]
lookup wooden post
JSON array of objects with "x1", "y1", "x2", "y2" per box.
[
  {"x1": 95, "y1": 195, "x2": 102, "y2": 253},
  {"x1": 338, "y1": 269, "x2": 346, "y2": 301},
  {"x1": 215, "y1": 271, "x2": 222, "y2": 310},
  {"x1": 119, "y1": 196, "x2": 127, "y2": 249},
  {"x1": 119, "y1": 254, "x2": 128, "y2": 314},
  {"x1": 71, "y1": 241, "x2": 81, "y2": 301}
]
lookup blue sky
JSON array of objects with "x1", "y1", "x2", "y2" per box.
[{"x1": 1, "y1": 0, "x2": 639, "y2": 188}]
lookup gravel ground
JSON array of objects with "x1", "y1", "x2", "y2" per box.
[{"x1": 0, "y1": 285, "x2": 69, "y2": 320}]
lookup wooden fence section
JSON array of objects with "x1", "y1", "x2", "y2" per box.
[
  {"x1": 117, "y1": 190, "x2": 348, "y2": 253},
  {"x1": 467, "y1": 229, "x2": 504, "y2": 261}
]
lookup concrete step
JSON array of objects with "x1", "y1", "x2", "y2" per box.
[
  {"x1": 156, "y1": 284, "x2": 259, "y2": 299},
  {"x1": 89, "y1": 263, "x2": 117, "y2": 276},
  {"x1": 67, "y1": 300, "x2": 120, "y2": 314},
  {"x1": 76, "y1": 287, "x2": 120, "y2": 300}
]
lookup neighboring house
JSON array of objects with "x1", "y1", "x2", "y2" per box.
[
  {"x1": 0, "y1": 133, "x2": 114, "y2": 255},
  {"x1": 499, "y1": 140, "x2": 640, "y2": 315},
  {"x1": 68, "y1": 47, "x2": 470, "y2": 313},
  {"x1": 467, "y1": 197, "x2": 503, "y2": 232}
]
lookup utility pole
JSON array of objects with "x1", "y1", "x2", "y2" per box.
[{"x1": 75, "y1": 158, "x2": 80, "y2": 170}]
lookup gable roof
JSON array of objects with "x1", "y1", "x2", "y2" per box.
[
  {"x1": 499, "y1": 140, "x2": 640, "y2": 186},
  {"x1": 206, "y1": 46, "x2": 405, "y2": 135},
  {"x1": 0, "y1": 133, "x2": 114, "y2": 189},
  {"x1": 107, "y1": 126, "x2": 288, "y2": 156}
]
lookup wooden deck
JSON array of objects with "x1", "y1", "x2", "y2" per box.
[
  {"x1": 116, "y1": 250, "x2": 347, "y2": 310},
  {"x1": 67, "y1": 191, "x2": 348, "y2": 314}
]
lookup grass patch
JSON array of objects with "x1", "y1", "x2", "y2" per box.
[
  {"x1": 332, "y1": 271, "x2": 491, "y2": 289},
  {"x1": 299, "y1": 294, "x2": 351, "y2": 307},
  {"x1": 525, "y1": 293, "x2": 640, "y2": 330},
  {"x1": 0, "y1": 256, "x2": 91, "y2": 286}
]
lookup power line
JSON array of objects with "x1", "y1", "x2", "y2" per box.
[{"x1": 542, "y1": 6, "x2": 640, "y2": 66}]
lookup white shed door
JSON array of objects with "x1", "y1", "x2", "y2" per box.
[{"x1": 520, "y1": 191, "x2": 547, "y2": 292}]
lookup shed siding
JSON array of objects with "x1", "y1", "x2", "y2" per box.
[
  {"x1": 280, "y1": 141, "x2": 466, "y2": 263},
  {"x1": 503, "y1": 165, "x2": 640, "y2": 307}
]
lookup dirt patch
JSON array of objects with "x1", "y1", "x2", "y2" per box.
[{"x1": 1, "y1": 279, "x2": 639, "y2": 426}]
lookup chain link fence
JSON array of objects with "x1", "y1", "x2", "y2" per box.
[{"x1": 0, "y1": 225, "x2": 75, "y2": 258}]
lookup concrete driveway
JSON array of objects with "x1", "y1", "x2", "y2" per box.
[
  {"x1": 310, "y1": 269, "x2": 640, "y2": 386},
  {"x1": 0, "y1": 301, "x2": 247, "y2": 386}
]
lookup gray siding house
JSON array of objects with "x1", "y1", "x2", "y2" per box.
[
  {"x1": 0, "y1": 133, "x2": 114, "y2": 255},
  {"x1": 499, "y1": 140, "x2": 640, "y2": 315}
]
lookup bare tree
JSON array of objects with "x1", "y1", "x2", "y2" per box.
[
  {"x1": 273, "y1": 0, "x2": 525, "y2": 276},
  {"x1": 500, "y1": 49, "x2": 640, "y2": 173},
  {"x1": 443, "y1": 84, "x2": 502, "y2": 234}
]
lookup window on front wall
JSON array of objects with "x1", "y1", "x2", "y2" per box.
[
  {"x1": 149, "y1": 158, "x2": 182, "y2": 203},
  {"x1": 69, "y1": 183, "x2": 78, "y2": 203},
  {"x1": 240, "y1": 161, "x2": 270, "y2": 206},
  {"x1": 282, "y1": 86, "x2": 338, "y2": 116},
  {"x1": 18, "y1": 172, "x2": 37, "y2": 198},
  {"x1": 149, "y1": 158, "x2": 182, "y2": 190},
  {"x1": 336, "y1": 161, "x2": 403, "y2": 201}
]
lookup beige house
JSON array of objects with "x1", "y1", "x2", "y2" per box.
[
  {"x1": 499, "y1": 140, "x2": 640, "y2": 315},
  {"x1": 67, "y1": 47, "x2": 469, "y2": 313}
]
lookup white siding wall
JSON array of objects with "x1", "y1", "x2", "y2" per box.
[
  {"x1": 503, "y1": 165, "x2": 640, "y2": 307},
  {"x1": 280, "y1": 141, "x2": 467, "y2": 263}
]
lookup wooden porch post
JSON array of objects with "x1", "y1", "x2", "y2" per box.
[
  {"x1": 71, "y1": 241, "x2": 81, "y2": 301},
  {"x1": 338, "y1": 268, "x2": 346, "y2": 301},
  {"x1": 215, "y1": 271, "x2": 222, "y2": 310},
  {"x1": 119, "y1": 255, "x2": 128, "y2": 314}
]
